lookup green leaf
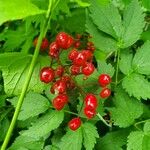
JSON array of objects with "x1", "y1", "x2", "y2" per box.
[
  {"x1": 0, "y1": 22, "x2": 37, "y2": 52},
  {"x1": 96, "y1": 129, "x2": 130, "y2": 150},
  {"x1": 59, "y1": 128, "x2": 82, "y2": 150},
  {"x1": 63, "y1": 8, "x2": 86, "y2": 33},
  {"x1": 122, "y1": 73, "x2": 150, "y2": 100},
  {"x1": 0, "y1": 0, "x2": 45, "y2": 25},
  {"x1": 122, "y1": 0, "x2": 145, "y2": 48},
  {"x1": 97, "y1": 60, "x2": 115, "y2": 77},
  {"x1": 119, "y1": 50, "x2": 133, "y2": 75},
  {"x1": 142, "y1": 0, "x2": 150, "y2": 10},
  {"x1": 75, "y1": 0, "x2": 90, "y2": 7},
  {"x1": 22, "y1": 110, "x2": 64, "y2": 139},
  {"x1": 89, "y1": 0, "x2": 123, "y2": 38},
  {"x1": 127, "y1": 126, "x2": 150, "y2": 150},
  {"x1": 0, "y1": 53, "x2": 50, "y2": 96},
  {"x1": 82, "y1": 123, "x2": 99, "y2": 150},
  {"x1": 8, "y1": 135, "x2": 44, "y2": 150},
  {"x1": 109, "y1": 88, "x2": 143, "y2": 128},
  {"x1": 86, "y1": 16, "x2": 117, "y2": 53},
  {"x1": 132, "y1": 41, "x2": 150, "y2": 75},
  {"x1": 9, "y1": 92, "x2": 50, "y2": 121},
  {"x1": 144, "y1": 121, "x2": 150, "y2": 134}
]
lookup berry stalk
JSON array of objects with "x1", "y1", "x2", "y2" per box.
[{"x1": 1, "y1": 1, "x2": 55, "y2": 150}]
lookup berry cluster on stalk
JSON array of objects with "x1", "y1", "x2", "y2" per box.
[{"x1": 37, "y1": 32, "x2": 112, "y2": 131}]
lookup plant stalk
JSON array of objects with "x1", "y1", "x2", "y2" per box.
[{"x1": 1, "y1": 1, "x2": 54, "y2": 149}]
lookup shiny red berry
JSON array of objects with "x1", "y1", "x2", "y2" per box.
[
  {"x1": 52, "y1": 80, "x2": 66, "y2": 94},
  {"x1": 33, "y1": 37, "x2": 49, "y2": 50},
  {"x1": 68, "y1": 49, "x2": 78, "y2": 61},
  {"x1": 85, "y1": 94, "x2": 98, "y2": 110},
  {"x1": 100, "y1": 88, "x2": 111, "y2": 98},
  {"x1": 70, "y1": 65, "x2": 80, "y2": 75},
  {"x1": 49, "y1": 42, "x2": 60, "y2": 58},
  {"x1": 82, "y1": 62, "x2": 95, "y2": 76},
  {"x1": 82, "y1": 50, "x2": 93, "y2": 61},
  {"x1": 52, "y1": 94, "x2": 68, "y2": 110},
  {"x1": 40, "y1": 67, "x2": 54, "y2": 83},
  {"x1": 84, "y1": 107, "x2": 96, "y2": 119},
  {"x1": 68, "y1": 117, "x2": 81, "y2": 131},
  {"x1": 98, "y1": 74, "x2": 111, "y2": 87},
  {"x1": 55, "y1": 66, "x2": 64, "y2": 77},
  {"x1": 56, "y1": 32, "x2": 74, "y2": 49},
  {"x1": 73, "y1": 52, "x2": 86, "y2": 66}
]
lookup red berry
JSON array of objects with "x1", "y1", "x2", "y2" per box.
[
  {"x1": 82, "y1": 62, "x2": 95, "y2": 76},
  {"x1": 70, "y1": 65, "x2": 80, "y2": 75},
  {"x1": 33, "y1": 37, "x2": 49, "y2": 50},
  {"x1": 74, "y1": 40, "x2": 81, "y2": 48},
  {"x1": 82, "y1": 50, "x2": 93, "y2": 61},
  {"x1": 98, "y1": 74, "x2": 111, "y2": 87},
  {"x1": 68, "y1": 49, "x2": 78, "y2": 61},
  {"x1": 85, "y1": 94, "x2": 98, "y2": 110},
  {"x1": 68, "y1": 117, "x2": 81, "y2": 131},
  {"x1": 55, "y1": 66, "x2": 64, "y2": 77},
  {"x1": 84, "y1": 107, "x2": 96, "y2": 119},
  {"x1": 100, "y1": 88, "x2": 111, "y2": 98},
  {"x1": 52, "y1": 80, "x2": 66, "y2": 94},
  {"x1": 73, "y1": 52, "x2": 86, "y2": 66},
  {"x1": 40, "y1": 67, "x2": 54, "y2": 83},
  {"x1": 56, "y1": 32, "x2": 74, "y2": 49},
  {"x1": 53, "y1": 94, "x2": 68, "y2": 110},
  {"x1": 49, "y1": 42, "x2": 60, "y2": 58}
]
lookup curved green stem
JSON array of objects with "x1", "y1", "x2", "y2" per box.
[
  {"x1": 134, "y1": 119, "x2": 150, "y2": 131},
  {"x1": 1, "y1": 1, "x2": 54, "y2": 150},
  {"x1": 97, "y1": 113, "x2": 112, "y2": 128},
  {"x1": 115, "y1": 49, "x2": 120, "y2": 86}
]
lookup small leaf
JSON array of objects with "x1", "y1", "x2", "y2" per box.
[
  {"x1": 22, "y1": 110, "x2": 64, "y2": 139},
  {"x1": 89, "y1": 0, "x2": 123, "y2": 38},
  {"x1": 122, "y1": 0, "x2": 145, "y2": 48},
  {"x1": 59, "y1": 128, "x2": 82, "y2": 150},
  {"x1": 97, "y1": 61, "x2": 115, "y2": 77},
  {"x1": 9, "y1": 92, "x2": 50, "y2": 121},
  {"x1": 82, "y1": 123, "x2": 99, "y2": 150},
  {"x1": 109, "y1": 88, "x2": 143, "y2": 127},
  {"x1": 132, "y1": 41, "x2": 150, "y2": 75},
  {"x1": 122, "y1": 73, "x2": 150, "y2": 100}
]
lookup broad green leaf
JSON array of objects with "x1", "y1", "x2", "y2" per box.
[
  {"x1": 82, "y1": 123, "x2": 99, "y2": 150},
  {"x1": 122, "y1": 0, "x2": 145, "y2": 48},
  {"x1": 86, "y1": 16, "x2": 117, "y2": 53},
  {"x1": 0, "y1": 53, "x2": 50, "y2": 96},
  {"x1": 0, "y1": 0, "x2": 45, "y2": 25},
  {"x1": 89, "y1": 0, "x2": 123, "y2": 38},
  {"x1": 109, "y1": 88, "x2": 143, "y2": 127},
  {"x1": 96, "y1": 129, "x2": 130, "y2": 150},
  {"x1": 122, "y1": 73, "x2": 150, "y2": 100},
  {"x1": 9, "y1": 92, "x2": 50, "y2": 121},
  {"x1": 59, "y1": 128, "x2": 82, "y2": 150},
  {"x1": 119, "y1": 50, "x2": 133, "y2": 75},
  {"x1": 8, "y1": 136, "x2": 44, "y2": 150},
  {"x1": 22, "y1": 110, "x2": 64, "y2": 139},
  {"x1": 127, "y1": 128, "x2": 150, "y2": 150},
  {"x1": 97, "y1": 61, "x2": 115, "y2": 77},
  {"x1": 132, "y1": 41, "x2": 150, "y2": 75},
  {"x1": 144, "y1": 121, "x2": 150, "y2": 134},
  {"x1": 141, "y1": 30, "x2": 150, "y2": 41}
]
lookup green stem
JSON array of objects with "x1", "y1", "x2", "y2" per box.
[
  {"x1": 97, "y1": 113, "x2": 112, "y2": 128},
  {"x1": 1, "y1": 1, "x2": 54, "y2": 150},
  {"x1": 134, "y1": 119, "x2": 150, "y2": 131},
  {"x1": 115, "y1": 49, "x2": 120, "y2": 86}
]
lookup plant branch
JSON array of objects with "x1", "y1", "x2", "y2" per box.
[{"x1": 1, "y1": 1, "x2": 54, "y2": 150}]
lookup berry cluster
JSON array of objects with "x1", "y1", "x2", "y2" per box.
[{"x1": 38, "y1": 32, "x2": 111, "y2": 131}]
